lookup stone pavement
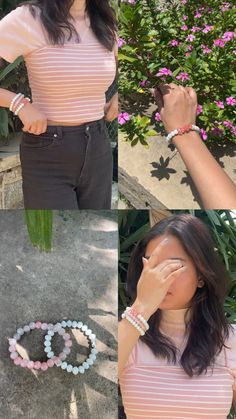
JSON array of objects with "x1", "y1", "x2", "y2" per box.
[
  {"x1": 0, "y1": 210, "x2": 118, "y2": 419},
  {"x1": 119, "y1": 133, "x2": 236, "y2": 209}
]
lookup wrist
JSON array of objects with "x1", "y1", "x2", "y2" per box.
[
  {"x1": 172, "y1": 130, "x2": 201, "y2": 146},
  {"x1": 131, "y1": 299, "x2": 154, "y2": 321}
]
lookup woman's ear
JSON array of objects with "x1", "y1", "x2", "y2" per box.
[{"x1": 197, "y1": 277, "x2": 205, "y2": 288}]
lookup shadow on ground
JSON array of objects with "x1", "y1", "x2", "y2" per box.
[{"x1": 0, "y1": 210, "x2": 118, "y2": 419}]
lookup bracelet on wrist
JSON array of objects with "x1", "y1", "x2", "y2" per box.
[
  {"x1": 122, "y1": 306, "x2": 149, "y2": 336},
  {"x1": 166, "y1": 124, "x2": 201, "y2": 145}
]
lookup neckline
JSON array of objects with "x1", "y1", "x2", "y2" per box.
[{"x1": 160, "y1": 308, "x2": 190, "y2": 327}]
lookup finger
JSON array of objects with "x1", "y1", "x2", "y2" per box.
[
  {"x1": 186, "y1": 86, "x2": 197, "y2": 103},
  {"x1": 165, "y1": 265, "x2": 187, "y2": 283},
  {"x1": 160, "y1": 262, "x2": 185, "y2": 280},
  {"x1": 145, "y1": 239, "x2": 177, "y2": 269}
]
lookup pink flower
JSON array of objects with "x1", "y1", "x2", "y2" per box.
[
  {"x1": 118, "y1": 112, "x2": 130, "y2": 125},
  {"x1": 222, "y1": 31, "x2": 236, "y2": 42},
  {"x1": 202, "y1": 25, "x2": 214, "y2": 34},
  {"x1": 200, "y1": 128, "x2": 208, "y2": 141},
  {"x1": 211, "y1": 127, "x2": 224, "y2": 136},
  {"x1": 176, "y1": 72, "x2": 190, "y2": 82},
  {"x1": 221, "y1": 2, "x2": 230, "y2": 12},
  {"x1": 181, "y1": 25, "x2": 188, "y2": 31},
  {"x1": 231, "y1": 126, "x2": 236, "y2": 136},
  {"x1": 194, "y1": 12, "x2": 202, "y2": 18},
  {"x1": 197, "y1": 104, "x2": 203, "y2": 115},
  {"x1": 181, "y1": 0, "x2": 187, "y2": 4},
  {"x1": 223, "y1": 120, "x2": 233, "y2": 128},
  {"x1": 118, "y1": 38, "x2": 126, "y2": 48},
  {"x1": 213, "y1": 39, "x2": 225, "y2": 48},
  {"x1": 170, "y1": 39, "x2": 179, "y2": 46},
  {"x1": 214, "y1": 101, "x2": 224, "y2": 109},
  {"x1": 226, "y1": 97, "x2": 236, "y2": 106},
  {"x1": 186, "y1": 34, "x2": 195, "y2": 42},
  {"x1": 191, "y1": 26, "x2": 201, "y2": 33},
  {"x1": 201, "y1": 44, "x2": 212, "y2": 54},
  {"x1": 140, "y1": 80, "x2": 148, "y2": 87},
  {"x1": 182, "y1": 15, "x2": 188, "y2": 21},
  {"x1": 155, "y1": 112, "x2": 162, "y2": 122},
  {"x1": 156, "y1": 68, "x2": 173, "y2": 77}
]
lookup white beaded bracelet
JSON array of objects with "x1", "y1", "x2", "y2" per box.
[
  {"x1": 166, "y1": 124, "x2": 201, "y2": 145},
  {"x1": 14, "y1": 98, "x2": 31, "y2": 116},
  {"x1": 9, "y1": 93, "x2": 23, "y2": 112},
  {"x1": 122, "y1": 312, "x2": 145, "y2": 336},
  {"x1": 44, "y1": 320, "x2": 98, "y2": 375},
  {"x1": 126, "y1": 307, "x2": 149, "y2": 331}
]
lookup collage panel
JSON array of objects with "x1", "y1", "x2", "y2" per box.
[
  {"x1": 118, "y1": 209, "x2": 236, "y2": 419},
  {"x1": 118, "y1": 0, "x2": 236, "y2": 209},
  {"x1": 0, "y1": 210, "x2": 118, "y2": 418},
  {"x1": 0, "y1": 0, "x2": 118, "y2": 210}
]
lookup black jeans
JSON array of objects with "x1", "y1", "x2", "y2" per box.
[{"x1": 20, "y1": 117, "x2": 113, "y2": 209}]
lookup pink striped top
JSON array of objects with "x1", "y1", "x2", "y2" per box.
[
  {"x1": 120, "y1": 309, "x2": 236, "y2": 419},
  {"x1": 0, "y1": 5, "x2": 117, "y2": 123}
]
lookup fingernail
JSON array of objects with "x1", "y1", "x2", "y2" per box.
[{"x1": 142, "y1": 257, "x2": 148, "y2": 264}]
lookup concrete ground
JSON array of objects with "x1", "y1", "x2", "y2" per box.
[
  {"x1": 119, "y1": 133, "x2": 236, "y2": 209},
  {"x1": 0, "y1": 210, "x2": 118, "y2": 419}
]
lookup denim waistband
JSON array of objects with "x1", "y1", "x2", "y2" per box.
[{"x1": 46, "y1": 117, "x2": 105, "y2": 136}]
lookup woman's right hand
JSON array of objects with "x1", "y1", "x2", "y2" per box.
[
  {"x1": 154, "y1": 83, "x2": 198, "y2": 133},
  {"x1": 134, "y1": 246, "x2": 186, "y2": 320},
  {"x1": 18, "y1": 103, "x2": 48, "y2": 135}
]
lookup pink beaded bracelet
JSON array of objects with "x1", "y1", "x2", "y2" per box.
[{"x1": 9, "y1": 321, "x2": 72, "y2": 371}]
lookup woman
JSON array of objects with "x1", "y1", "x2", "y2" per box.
[
  {"x1": 0, "y1": 0, "x2": 118, "y2": 209},
  {"x1": 119, "y1": 214, "x2": 236, "y2": 418}
]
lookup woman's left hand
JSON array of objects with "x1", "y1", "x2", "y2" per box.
[{"x1": 104, "y1": 92, "x2": 118, "y2": 121}]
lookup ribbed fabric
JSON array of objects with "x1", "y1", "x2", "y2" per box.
[
  {"x1": 120, "y1": 309, "x2": 236, "y2": 419},
  {"x1": 0, "y1": 6, "x2": 116, "y2": 123}
]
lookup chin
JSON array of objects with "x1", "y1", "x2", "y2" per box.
[{"x1": 159, "y1": 301, "x2": 177, "y2": 310}]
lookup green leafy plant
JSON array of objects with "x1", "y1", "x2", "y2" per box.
[
  {"x1": 24, "y1": 210, "x2": 53, "y2": 252},
  {"x1": 119, "y1": 0, "x2": 236, "y2": 146}
]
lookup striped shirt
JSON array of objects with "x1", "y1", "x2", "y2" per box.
[
  {"x1": 0, "y1": 5, "x2": 116, "y2": 123},
  {"x1": 120, "y1": 309, "x2": 236, "y2": 419}
]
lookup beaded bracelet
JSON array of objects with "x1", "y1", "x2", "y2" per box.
[
  {"x1": 9, "y1": 321, "x2": 72, "y2": 371},
  {"x1": 9, "y1": 93, "x2": 24, "y2": 112},
  {"x1": 44, "y1": 320, "x2": 98, "y2": 375},
  {"x1": 125, "y1": 307, "x2": 149, "y2": 331},
  {"x1": 166, "y1": 124, "x2": 201, "y2": 145},
  {"x1": 14, "y1": 98, "x2": 31, "y2": 116},
  {"x1": 122, "y1": 310, "x2": 146, "y2": 336}
]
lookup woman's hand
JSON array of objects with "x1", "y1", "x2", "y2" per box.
[
  {"x1": 154, "y1": 83, "x2": 197, "y2": 133},
  {"x1": 104, "y1": 92, "x2": 118, "y2": 121},
  {"x1": 134, "y1": 245, "x2": 186, "y2": 320},
  {"x1": 18, "y1": 103, "x2": 48, "y2": 135}
]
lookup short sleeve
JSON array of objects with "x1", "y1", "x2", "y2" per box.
[
  {"x1": 226, "y1": 324, "x2": 236, "y2": 390},
  {"x1": 124, "y1": 344, "x2": 137, "y2": 369},
  {"x1": 0, "y1": 6, "x2": 34, "y2": 63}
]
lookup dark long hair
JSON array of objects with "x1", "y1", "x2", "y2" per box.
[
  {"x1": 127, "y1": 214, "x2": 231, "y2": 377},
  {"x1": 18, "y1": 0, "x2": 117, "y2": 50}
]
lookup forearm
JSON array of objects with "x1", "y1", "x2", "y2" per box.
[
  {"x1": 173, "y1": 132, "x2": 236, "y2": 208},
  {"x1": 0, "y1": 88, "x2": 16, "y2": 108},
  {"x1": 118, "y1": 300, "x2": 153, "y2": 378},
  {"x1": 118, "y1": 319, "x2": 141, "y2": 379}
]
